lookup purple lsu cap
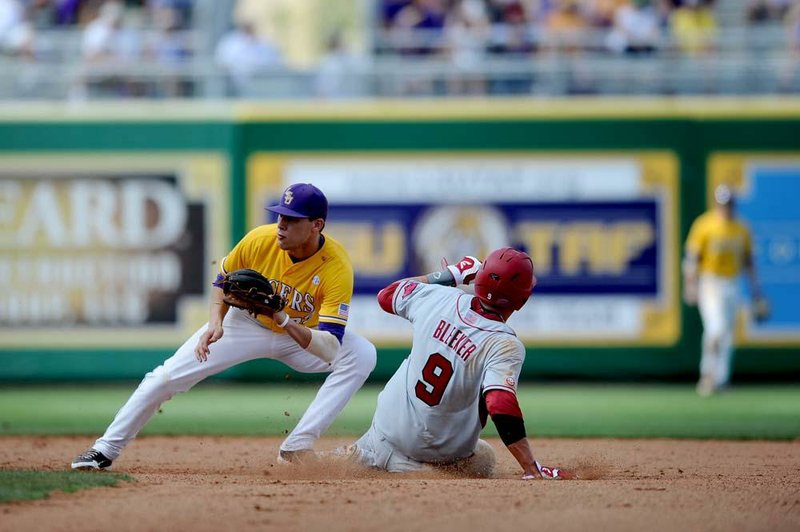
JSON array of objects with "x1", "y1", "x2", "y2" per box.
[{"x1": 266, "y1": 183, "x2": 328, "y2": 221}]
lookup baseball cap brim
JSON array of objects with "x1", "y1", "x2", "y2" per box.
[{"x1": 266, "y1": 205, "x2": 321, "y2": 219}]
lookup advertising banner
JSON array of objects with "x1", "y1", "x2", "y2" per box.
[
  {"x1": 0, "y1": 153, "x2": 229, "y2": 348},
  {"x1": 709, "y1": 154, "x2": 800, "y2": 347},
  {"x1": 247, "y1": 152, "x2": 680, "y2": 346}
]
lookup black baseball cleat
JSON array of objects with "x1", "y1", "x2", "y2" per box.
[{"x1": 71, "y1": 449, "x2": 113, "y2": 470}]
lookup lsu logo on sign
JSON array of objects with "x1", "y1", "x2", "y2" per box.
[
  {"x1": 414, "y1": 206, "x2": 508, "y2": 274},
  {"x1": 416, "y1": 202, "x2": 659, "y2": 295},
  {"x1": 337, "y1": 303, "x2": 350, "y2": 318}
]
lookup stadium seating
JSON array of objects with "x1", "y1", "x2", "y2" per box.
[{"x1": 0, "y1": 0, "x2": 797, "y2": 99}]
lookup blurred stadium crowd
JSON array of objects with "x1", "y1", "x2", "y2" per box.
[{"x1": 0, "y1": 0, "x2": 798, "y2": 99}]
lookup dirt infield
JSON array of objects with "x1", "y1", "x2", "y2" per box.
[{"x1": 1, "y1": 436, "x2": 798, "y2": 532}]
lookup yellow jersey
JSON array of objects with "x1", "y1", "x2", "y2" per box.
[
  {"x1": 685, "y1": 211, "x2": 752, "y2": 278},
  {"x1": 220, "y1": 224, "x2": 354, "y2": 332},
  {"x1": 670, "y1": 7, "x2": 717, "y2": 54}
]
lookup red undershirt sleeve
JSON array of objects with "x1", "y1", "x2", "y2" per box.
[
  {"x1": 377, "y1": 280, "x2": 403, "y2": 314},
  {"x1": 485, "y1": 389, "x2": 523, "y2": 418},
  {"x1": 485, "y1": 389, "x2": 526, "y2": 445}
]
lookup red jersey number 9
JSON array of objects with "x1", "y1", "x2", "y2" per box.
[{"x1": 415, "y1": 353, "x2": 454, "y2": 407}]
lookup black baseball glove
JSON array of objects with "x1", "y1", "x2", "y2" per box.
[{"x1": 213, "y1": 269, "x2": 287, "y2": 317}]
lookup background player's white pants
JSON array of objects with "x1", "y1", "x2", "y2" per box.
[
  {"x1": 93, "y1": 308, "x2": 376, "y2": 460},
  {"x1": 698, "y1": 274, "x2": 739, "y2": 388},
  {"x1": 353, "y1": 424, "x2": 495, "y2": 477}
]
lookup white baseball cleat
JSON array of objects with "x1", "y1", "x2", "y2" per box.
[
  {"x1": 277, "y1": 449, "x2": 316, "y2": 465},
  {"x1": 696, "y1": 377, "x2": 715, "y2": 397}
]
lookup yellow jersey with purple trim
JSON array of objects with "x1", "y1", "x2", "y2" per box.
[
  {"x1": 220, "y1": 224, "x2": 353, "y2": 332},
  {"x1": 685, "y1": 211, "x2": 753, "y2": 278}
]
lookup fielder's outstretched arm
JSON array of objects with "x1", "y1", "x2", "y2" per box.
[
  {"x1": 194, "y1": 286, "x2": 232, "y2": 362},
  {"x1": 269, "y1": 309, "x2": 342, "y2": 364}
]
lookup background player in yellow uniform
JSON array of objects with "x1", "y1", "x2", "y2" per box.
[
  {"x1": 72, "y1": 183, "x2": 377, "y2": 469},
  {"x1": 683, "y1": 184, "x2": 765, "y2": 396}
]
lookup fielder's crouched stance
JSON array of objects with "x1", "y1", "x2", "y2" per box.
[
  {"x1": 72, "y1": 184, "x2": 376, "y2": 470},
  {"x1": 347, "y1": 249, "x2": 570, "y2": 480}
]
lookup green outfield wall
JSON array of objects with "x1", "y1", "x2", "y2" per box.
[{"x1": 1, "y1": 99, "x2": 799, "y2": 382}]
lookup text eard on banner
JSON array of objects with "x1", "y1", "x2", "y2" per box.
[{"x1": 0, "y1": 154, "x2": 229, "y2": 348}]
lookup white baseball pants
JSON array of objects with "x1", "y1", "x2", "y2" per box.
[
  {"x1": 698, "y1": 274, "x2": 739, "y2": 387},
  {"x1": 353, "y1": 424, "x2": 495, "y2": 477},
  {"x1": 93, "y1": 308, "x2": 376, "y2": 460}
]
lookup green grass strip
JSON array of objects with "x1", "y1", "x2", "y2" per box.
[
  {"x1": 514, "y1": 384, "x2": 800, "y2": 440},
  {"x1": 0, "y1": 470, "x2": 132, "y2": 503},
  {"x1": 0, "y1": 383, "x2": 798, "y2": 440}
]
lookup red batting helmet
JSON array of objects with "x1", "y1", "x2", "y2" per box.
[{"x1": 474, "y1": 247, "x2": 536, "y2": 311}]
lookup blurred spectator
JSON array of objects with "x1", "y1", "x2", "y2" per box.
[
  {"x1": 3, "y1": 16, "x2": 33, "y2": 59},
  {"x1": 53, "y1": 0, "x2": 82, "y2": 26},
  {"x1": 788, "y1": 1, "x2": 800, "y2": 51},
  {"x1": 148, "y1": 5, "x2": 188, "y2": 64},
  {"x1": 0, "y1": 0, "x2": 23, "y2": 51},
  {"x1": 146, "y1": 3, "x2": 191, "y2": 97},
  {"x1": 235, "y1": 0, "x2": 357, "y2": 69},
  {"x1": 77, "y1": 1, "x2": 148, "y2": 99},
  {"x1": 149, "y1": 0, "x2": 192, "y2": 30},
  {"x1": 670, "y1": 0, "x2": 717, "y2": 55},
  {"x1": 584, "y1": 0, "x2": 628, "y2": 28},
  {"x1": 747, "y1": 0, "x2": 791, "y2": 24},
  {"x1": 545, "y1": 0, "x2": 587, "y2": 52},
  {"x1": 215, "y1": 21, "x2": 282, "y2": 96},
  {"x1": 485, "y1": 0, "x2": 531, "y2": 23},
  {"x1": 314, "y1": 31, "x2": 368, "y2": 98},
  {"x1": 487, "y1": 1, "x2": 536, "y2": 55},
  {"x1": 486, "y1": 1, "x2": 536, "y2": 95},
  {"x1": 606, "y1": 0, "x2": 662, "y2": 54},
  {"x1": 82, "y1": 1, "x2": 140, "y2": 63},
  {"x1": 779, "y1": 1, "x2": 800, "y2": 90},
  {"x1": 381, "y1": 0, "x2": 413, "y2": 28},
  {"x1": 445, "y1": 0, "x2": 490, "y2": 94},
  {"x1": 391, "y1": 0, "x2": 448, "y2": 55}
]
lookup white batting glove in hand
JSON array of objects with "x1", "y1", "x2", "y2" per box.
[{"x1": 446, "y1": 256, "x2": 482, "y2": 286}]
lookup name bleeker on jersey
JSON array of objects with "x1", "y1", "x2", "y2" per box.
[
  {"x1": 373, "y1": 280, "x2": 526, "y2": 464},
  {"x1": 432, "y1": 318, "x2": 478, "y2": 362}
]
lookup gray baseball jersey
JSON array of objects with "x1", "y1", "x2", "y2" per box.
[{"x1": 373, "y1": 280, "x2": 526, "y2": 463}]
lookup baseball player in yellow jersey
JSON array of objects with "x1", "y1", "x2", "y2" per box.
[
  {"x1": 71, "y1": 183, "x2": 377, "y2": 470},
  {"x1": 683, "y1": 184, "x2": 764, "y2": 396}
]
